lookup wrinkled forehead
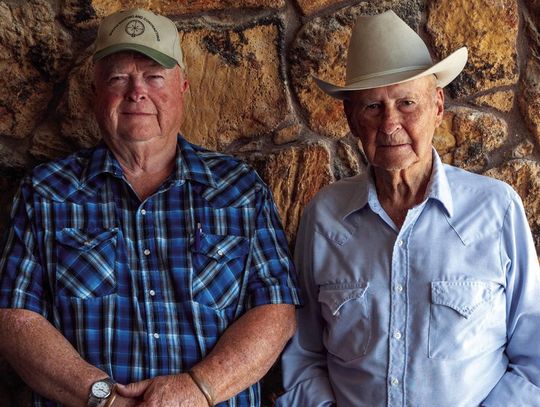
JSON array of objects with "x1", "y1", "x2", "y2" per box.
[{"x1": 345, "y1": 75, "x2": 438, "y2": 103}]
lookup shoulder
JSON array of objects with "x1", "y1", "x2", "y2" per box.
[
  {"x1": 443, "y1": 164, "x2": 524, "y2": 244},
  {"x1": 304, "y1": 172, "x2": 368, "y2": 220},
  {"x1": 190, "y1": 144, "x2": 269, "y2": 206},
  {"x1": 196, "y1": 146, "x2": 257, "y2": 182},
  {"x1": 24, "y1": 148, "x2": 94, "y2": 201},
  {"x1": 444, "y1": 164, "x2": 517, "y2": 204}
]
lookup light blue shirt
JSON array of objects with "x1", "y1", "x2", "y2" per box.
[{"x1": 277, "y1": 151, "x2": 540, "y2": 407}]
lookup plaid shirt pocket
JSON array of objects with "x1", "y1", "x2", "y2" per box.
[
  {"x1": 55, "y1": 228, "x2": 118, "y2": 299},
  {"x1": 191, "y1": 233, "x2": 250, "y2": 310}
]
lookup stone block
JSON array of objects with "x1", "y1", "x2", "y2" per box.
[
  {"x1": 434, "y1": 111, "x2": 457, "y2": 158},
  {"x1": 57, "y1": 54, "x2": 101, "y2": 150},
  {"x1": 449, "y1": 107, "x2": 509, "y2": 172},
  {"x1": 472, "y1": 91, "x2": 514, "y2": 113},
  {"x1": 180, "y1": 22, "x2": 293, "y2": 150},
  {"x1": 0, "y1": 0, "x2": 73, "y2": 140},
  {"x1": 336, "y1": 140, "x2": 363, "y2": 179},
  {"x1": 519, "y1": 58, "x2": 540, "y2": 147},
  {"x1": 246, "y1": 143, "x2": 333, "y2": 243},
  {"x1": 427, "y1": 0, "x2": 519, "y2": 97},
  {"x1": 61, "y1": 0, "x2": 99, "y2": 31},
  {"x1": 524, "y1": 1, "x2": 540, "y2": 60},
  {"x1": 272, "y1": 123, "x2": 302, "y2": 145},
  {"x1": 0, "y1": 144, "x2": 29, "y2": 174},
  {"x1": 512, "y1": 140, "x2": 535, "y2": 159},
  {"x1": 295, "y1": 0, "x2": 344, "y2": 16},
  {"x1": 30, "y1": 122, "x2": 78, "y2": 162},
  {"x1": 90, "y1": 0, "x2": 285, "y2": 16}
]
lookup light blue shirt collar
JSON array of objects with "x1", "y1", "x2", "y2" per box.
[{"x1": 342, "y1": 148, "x2": 454, "y2": 221}]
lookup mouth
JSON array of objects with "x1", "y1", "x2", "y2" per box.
[{"x1": 378, "y1": 143, "x2": 410, "y2": 148}]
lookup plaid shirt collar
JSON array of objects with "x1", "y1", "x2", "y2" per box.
[{"x1": 81, "y1": 135, "x2": 217, "y2": 189}]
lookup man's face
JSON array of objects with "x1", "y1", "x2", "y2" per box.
[
  {"x1": 344, "y1": 76, "x2": 444, "y2": 172},
  {"x1": 93, "y1": 52, "x2": 189, "y2": 146}
]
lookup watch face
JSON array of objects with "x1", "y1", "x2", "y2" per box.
[{"x1": 92, "y1": 381, "x2": 112, "y2": 398}]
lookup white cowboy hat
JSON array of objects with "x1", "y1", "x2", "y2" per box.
[{"x1": 314, "y1": 10, "x2": 468, "y2": 99}]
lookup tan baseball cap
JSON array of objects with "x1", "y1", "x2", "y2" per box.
[{"x1": 93, "y1": 8, "x2": 184, "y2": 69}]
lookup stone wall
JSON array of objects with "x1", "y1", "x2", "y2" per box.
[{"x1": 0, "y1": 0, "x2": 539, "y2": 405}]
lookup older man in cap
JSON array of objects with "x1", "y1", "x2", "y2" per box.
[
  {"x1": 276, "y1": 10, "x2": 540, "y2": 407},
  {"x1": 0, "y1": 8, "x2": 299, "y2": 407}
]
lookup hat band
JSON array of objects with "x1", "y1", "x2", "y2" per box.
[{"x1": 346, "y1": 65, "x2": 432, "y2": 86}]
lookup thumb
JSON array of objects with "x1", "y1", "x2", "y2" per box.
[{"x1": 116, "y1": 380, "x2": 151, "y2": 398}]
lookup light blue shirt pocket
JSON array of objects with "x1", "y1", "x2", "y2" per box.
[
  {"x1": 318, "y1": 282, "x2": 370, "y2": 361},
  {"x1": 429, "y1": 279, "x2": 507, "y2": 360}
]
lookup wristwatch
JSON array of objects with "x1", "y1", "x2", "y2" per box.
[{"x1": 87, "y1": 377, "x2": 116, "y2": 407}]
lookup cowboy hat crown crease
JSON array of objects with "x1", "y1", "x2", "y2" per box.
[{"x1": 345, "y1": 11, "x2": 433, "y2": 85}]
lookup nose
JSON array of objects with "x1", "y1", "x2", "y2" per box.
[
  {"x1": 379, "y1": 106, "x2": 401, "y2": 135},
  {"x1": 126, "y1": 78, "x2": 147, "y2": 102}
]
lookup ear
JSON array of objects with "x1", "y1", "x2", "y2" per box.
[
  {"x1": 434, "y1": 87, "x2": 445, "y2": 127},
  {"x1": 176, "y1": 67, "x2": 189, "y2": 94},
  {"x1": 180, "y1": 78, "x2": 189, "y2": 94}
]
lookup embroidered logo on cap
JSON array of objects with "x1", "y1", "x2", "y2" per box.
[{"x1": 125, "y1": 19, "x2": 145, "y2": 37}]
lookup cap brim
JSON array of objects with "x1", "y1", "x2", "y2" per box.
[
  {"x1": 315, "y1": 47, "x2": 468, "y2": 100},
  {"x1": 93, "y1": 43, "x2": 178, "y2": 69}
]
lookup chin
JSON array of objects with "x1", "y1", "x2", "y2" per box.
[
  {"x1": 116, "y1": 127, "x2": 161, "y2": 141},
  {"x1": 374, "y1": 156, "x2": 415, "y2": 171}
]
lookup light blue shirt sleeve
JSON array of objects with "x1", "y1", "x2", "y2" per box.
[
  {"x1": 482, "y1": 194, "x2": 540, "y2": 406},
  {"x1": 276, "y1": 206, "x2": 336, "y2": 407}
]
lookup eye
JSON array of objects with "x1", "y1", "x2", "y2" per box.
[
  {"x1": 362, "y1": 103, "x2": 382, "y2": 116},
  {"x1": 146, "y1": 74, "x2": 166, "y2": 86},
  {"x1": 108, "y1": 75, "x2": 127, "y2": 84},
  {"x1": 400, "y1": 100, "x2": 416, "y2": 109},
  {"x1": 366, "y1": 103, "x2": 380, "y2": 110}
]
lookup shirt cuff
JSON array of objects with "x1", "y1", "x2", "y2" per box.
[
  {"x1": 0, "y1": 289, "x2": 47, "y2": 317},
  {"x1": 249, "y1": 285, "x2": 301, "y2": 308}
]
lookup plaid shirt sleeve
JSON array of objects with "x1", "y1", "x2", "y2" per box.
[
  {"x1": 247, "y1": 183, "x2": 301, "y2": 308},
  {"x1": 0, "y1": 179, "x2": 50, "y2": 316}
]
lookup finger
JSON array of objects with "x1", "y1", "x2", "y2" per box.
[{"x1": 116, "y1": 380, "x2": 151, "y2": 398}]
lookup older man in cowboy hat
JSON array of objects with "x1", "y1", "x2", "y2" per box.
[
  {"x1": 276, "y1": 10, "x2": 540, "y2": 407},
  {"x1": 0, "y1": 8, "x2": 300, "y2": 407}
]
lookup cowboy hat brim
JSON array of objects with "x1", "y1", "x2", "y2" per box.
[{"x1": 314, "y1": 47, "x2": 468, "y2": 100}]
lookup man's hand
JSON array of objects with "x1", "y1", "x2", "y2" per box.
[
  {"x1": 116, "y1": 374, "x2": 208, "y2": 406},
  {"x1": 110, "y1": 395, "x2": 141, "y2": 407}
]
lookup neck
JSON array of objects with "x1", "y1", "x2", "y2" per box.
[
  {"x1": 373, "y1": 160, "x2": 433, "y2": 229},
  {"x1": 105, "y1": 136, "x2": 178, "y2": 200}
]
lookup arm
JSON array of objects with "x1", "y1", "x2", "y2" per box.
[
  {"x1": 482, "y1": 193, "x2": 540, "y2": 406},
  {"x1": 275, "y1": 207, "x2": 336, "y2": 407},
  {"x1": 117, "y1": 303, "x2": 296, "y2": 405},
  {"x1": 0, "y1": 182, "x2": 136, "y2": 406},
  {"x1": 0, "y1": 309, "x2": 136, "y2": 407}
]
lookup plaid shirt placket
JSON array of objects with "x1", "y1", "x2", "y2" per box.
[{"x1": 0, "y1": 136, "x2": 299, "y2": 407}]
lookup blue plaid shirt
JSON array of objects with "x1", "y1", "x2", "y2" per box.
[{"x1": 0, "y1": 135, "x2": 300, "y2": 406}]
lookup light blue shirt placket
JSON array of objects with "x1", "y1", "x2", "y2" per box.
[{"x1": 387, "y1": 205, "x2": 424, "y2": 406}]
